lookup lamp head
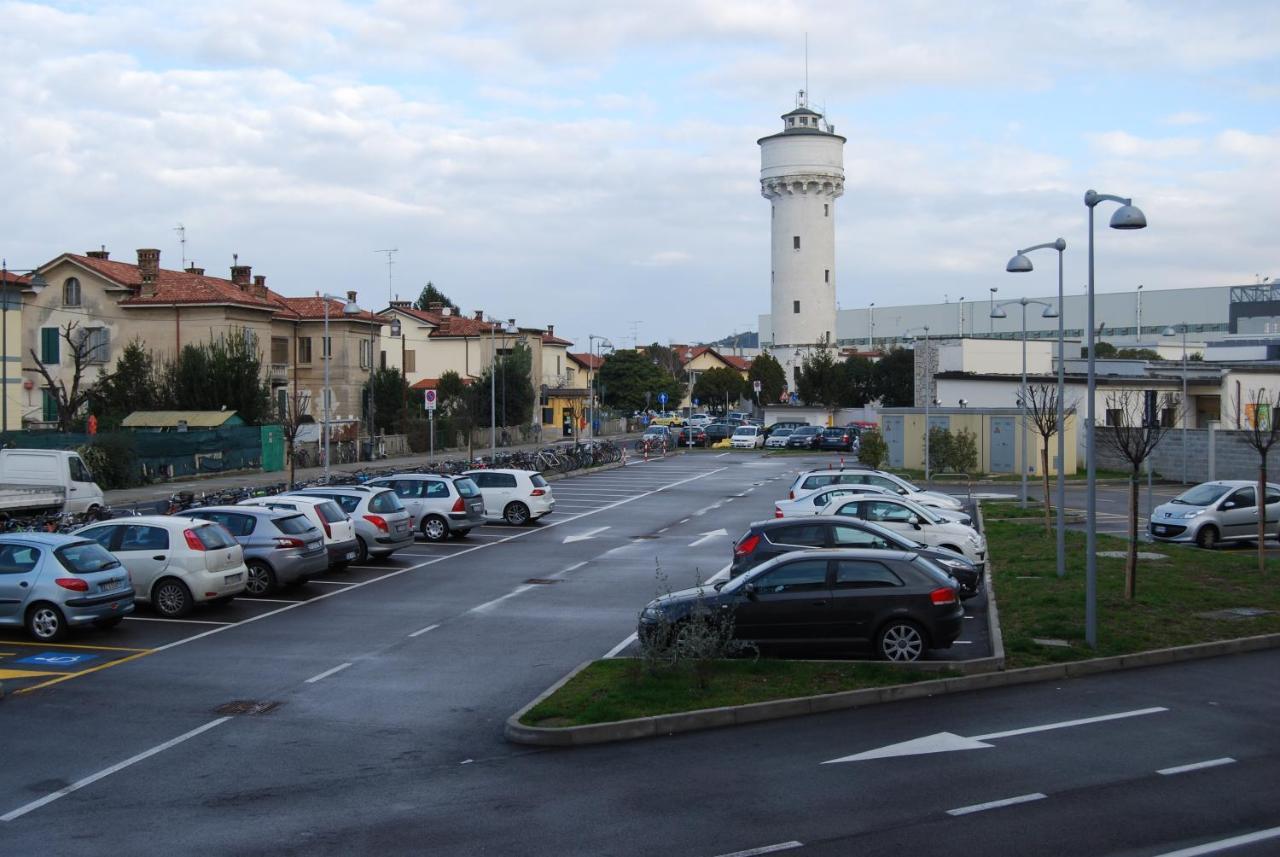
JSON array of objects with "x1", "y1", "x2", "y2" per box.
[
  {"x1": 1161, "y1": 325, "x2": 1177, "y2": 337},
  {"x1": 1041, "y1": 305, "x2": 1059, "y2": 319},
  {"x1": 990, "y1": 306, "x2": 1008, "y2": 319},
  {"x1": 1006, "y1": 253, "x2": 1033, "y2": 273},
  {"x1": 1110, "y1": 203, "x2": 1147, "y2": 230},
  {"x1": 342, "y1": 299, "x2": 361, "y2": 316}
]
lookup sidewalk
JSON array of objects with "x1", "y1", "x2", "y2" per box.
[{"x1": 104, "y1": 432, "x2": 638, "y2": 509}]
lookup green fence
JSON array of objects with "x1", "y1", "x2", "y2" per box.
[{"x1": 0, "y1": 426, "x2": 276, "y2": 484}]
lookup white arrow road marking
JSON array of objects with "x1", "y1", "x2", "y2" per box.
[
  {"x1": 688, "y1": 528, "x2": 729, "y2": 547},
  {"x1": 563, "y1": 526, "x2": 610, "y2": 544},
  {"x1": 822, "y1": 706, "x2": 1168, "y2": 764}
]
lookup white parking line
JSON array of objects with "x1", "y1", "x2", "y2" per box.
[
  {"x1": 304, "y1": 662, "x2": 352, "y2": 684},
  {"x1": 946, "y1": 793, "x2": 1046, "y2": 816},
  {"x1": 234, "y1": 597, "x2": 301, "y2": 605},
  {"x1": 1157, "y1": 757, "x2": 1236, "y2": 776},
  {"x1": 711, "y1": 842, "x2": 804, "y2": 857},
  {"x1": 468, "y1": 585, "x2": 534, "y2": 614},
  {"x1": 1, "y1": 717, "x2": 232, "y2": 822},
  {"x1": 308, "y1": 580, "x2": 356, "y2": 586},
  {"x1": 125, "y1": 616, "x2": 233, "y2": 626},
  {"x1": 1151, "y1": 825, "x2": 1280, "y2": 856},
  {"x1": 408, "y1": 623, "x2": 440, "y2": 638}
]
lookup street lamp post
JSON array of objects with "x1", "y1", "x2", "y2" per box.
[
  {"x1": 586, "y1": 335, "x2": 611, "y2": 442},
  {"x1": 1162, "y1": 324, "x2": 1189, "y2": 484},
  {"x1": 390, "y1": 316, "x2": 404, "y2": 426},
  {"x1": 989, "y1": 287, "x2": 998, "y2": 334},
  {"x1": 905, "y1": 326, "x2": 932, "y2": 483},
  {"x1": 322, "y1": 293, "x2": 361, "y2": 483},
  {"x1": 991, "y1": 298, "x2": 1059, "y2": 509},
  {"x1": 0, "y1": 262, "x2": 48, "y2": 432},
  {"x1": 957, "y1": 296, "x2": 965, "y2": 336},
  {"x1": 486, "y1": 316, "x2": 518, "y2": 461},
  {"x1": 1084, "y1": 189, "x2": 1148, "y2": 648},
  {"x1": 868, "y1": 303, "x2": 875, "y2": 349},
  {"x1": 1006, "y1": 238, "x2": 1067, "y2": 577}
]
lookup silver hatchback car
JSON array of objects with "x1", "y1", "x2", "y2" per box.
[
  {"x1": 185, "y1": 506, "x2": 328, "y2": 595},
  {"x1": 1150, "y1": 480, "x2": 1280, "y2": 549},
  {"x1": 289, "y1": 487, "x2": 414, "y2": 561},
  {"x1": 0, "y1": 534, "x2": 134, "y2": 641},
  {"x1": 364, "y1": 475, "x2": 485, "y2": 542}
]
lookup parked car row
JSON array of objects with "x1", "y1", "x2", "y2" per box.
[
  {"x1": 0, "y1": 468, "x2": 557, "y2": 641},
  {"x1": 638, "y1": 464, "x2": 981, "y2": 662}
]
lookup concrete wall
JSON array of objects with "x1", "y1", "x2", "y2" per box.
[
  {"x1": 937, "y1": 339, "x2": 1054, "y2": 375},
  {"x1": 884, "y1": 408, "x2": 1079, "y2": 476},
  {"x1": 1094, "y1": 426, "x2": 1274, "y2": 483}
]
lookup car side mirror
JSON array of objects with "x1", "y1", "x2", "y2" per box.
[
  {"x1": 909, "y1": 515, "x2": 922, "y2": 529},
  {"x1": 1221, "y1": 501, "x2": 1236, "y2": 510},
  {"x1": 742, "y1": 582, "x2": 758, "y2": 600}
]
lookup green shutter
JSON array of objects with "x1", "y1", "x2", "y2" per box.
[
  {"x1": 40, "y1": 328, "x2": 60, "y2": 364},
  {"x1": 42, "y1": 389, "x2": 58, "y2": 422}
]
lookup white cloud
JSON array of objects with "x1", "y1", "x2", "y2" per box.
[
  {"x1": 1162, "y1": 111, "x2": 1210, "y2": 126},
  {"x1": 1087, "y1": 131, "x2": 1203, "y2": 159}
]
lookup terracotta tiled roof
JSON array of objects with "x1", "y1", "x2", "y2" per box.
[
  {"x1": 722, "y1": 355, "x2": 753, "y2": 371},
  {"x1": 274, "y1": 295, "x2": 382, "y2": 323},
  {"x1": 385, "y1": 305, "x2": 498, "y2": 337},
  {"x1": 568, "y1": 352, "x2": 603, "y2": 370},
  {"x1": 541, "y1": 333, "x2": 573, "y2": 346},
  {"x1": 68, "y1": 254, "x2": 282, "y2": 311},
  {"x1": 410, "y1": 377, "x2": 473, "y2": 390},
  {"x1": 1, "y1": 270, "x2": 31, "y2": 285}
]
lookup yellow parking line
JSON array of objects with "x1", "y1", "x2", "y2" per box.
[
  {"x1": 0, "y1": 668, "x2": 62, "y2": 679},
  {"x1": 0, "y1": 640, "x2": 149, "y2": 653},
  {"x1": 16, "y1": 649, "x2": 156, "y2": 694}
]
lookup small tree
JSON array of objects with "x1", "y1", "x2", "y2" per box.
[
  {"x1": 277, "y1": 388, "x2": 312, "y2": 485},
  {"x1": 748, "y1": 351, "x2": 785, "y2": 404},
  {"x1": 692, "y1": 367, "x2": 746, "y2": 413},
  {"x1": 841, "y1": 355, "x2": 876, "y2": 407},
  {"x1": 365, "y1": 367, "x2": 410, "y2": 434},
  {"x1": 413, "y1": 282, "x2": 458, "y2": 314},
  {"x1": 796, "y1": 341, "x2": 841, "y2": 414},
  {"x1": 1234, "y1": 387, "x2": 1280, "y2": 576},
  {"x1": 1096, "y1": 390, "x2": 1177, "y2": 599},
  {"x1": 1025, "y1": 384, "x2": 1062, "y2": 535},
  {"x1": 88, "y1": 339, "x2": 159, "y2": 430},
  {"x1": 29, "y1": 321, "x2": 104, "y2": 432},
  {"x1": 871, "y1": 348, "x2": 914, "y2": 406},
  {"x1": 859, "y1": 428, "x2": 888, "y2": 469}
]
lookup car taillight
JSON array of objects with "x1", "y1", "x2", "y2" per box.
[
  {"x1": 774, "y1": 506, "x2": 784, "y2": 518},
  {"x1": 54, "y1": 577, "x2": 89, "y2": 592},
  {"x1": 930, "y1": 587, "x2": 958, "y2": 606},
  {"x1": 364, "y1": 514, "x2": 390, "y2": 533},
  {"x1": 320, "y1": 518, "x2": 332, "y2": 538},
  {"x1": 530, "y1": 488, "x2": 546, "y2": 496},
  {"x1": 451, "y1": 497, "x2": 465, "y2": 513},
  {"x1": 273, "y1": 537, "x2": 306, "y2": 549},
  {"x1": 184, "y1": 528, "x2": 207, "y2": 551},
  {"x1": 788, "y1": 490, "x2": 795, "y2": 499},
  {"x1": 734, "y1": 534, "x2": 761, "y2": 557}
]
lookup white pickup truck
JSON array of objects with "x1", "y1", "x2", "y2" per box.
[{"x1": 0, "y1": 449, "x2": 106, "y2": 515}]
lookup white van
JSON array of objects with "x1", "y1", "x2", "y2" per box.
[{"x1": 0, "y1": 449, "x2": 105, "y2": 514}]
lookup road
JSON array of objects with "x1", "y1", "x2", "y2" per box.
[{"x1": 1, "y1": 450, "x2": 1274, "y2": 856}]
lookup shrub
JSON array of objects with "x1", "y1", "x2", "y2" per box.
[
  {"x1": 78, "y1": 434, "x2": 138, "y2": 489},
  {"x1": 859, "y1": 428, "x2": 888, "y2": 469},
  {"x1": 950, "y1": 427, "x2": 978, "y2": 472}
]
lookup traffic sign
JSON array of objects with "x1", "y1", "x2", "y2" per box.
[
  {"x1": 753, "y1": 380, "x2": 762, "y2": 393},
  {"x1": 658, "y1": 392, "x2": 668, "y2": 406},
  {"x1": 424, "y1": 389, "x2": 437, "y2": 411}
]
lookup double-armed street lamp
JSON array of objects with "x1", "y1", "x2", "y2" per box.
[
  {"x1": 1084, "y1": 189, "x2": 1148, "y2": 647},
  {"x1": 990, "y1": 298, "x2": 1059, "y2": 510},
  {"x1": 1005, "y1": 238, "x2": 1067, "y2": 577},
  {"x1": 904, "y1": 326, "x2": 932, "y2": 483},
  {"x1": 1162, "y1": 324, "x2": 1190, "y2": 484}
]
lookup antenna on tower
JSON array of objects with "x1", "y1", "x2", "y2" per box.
[
  {"x1": 375, "y1": 248, "x2": 398, "y2": 306},
  {"x1": 174, "y1": 223, "x2": 187, "y2": 268},
  {"x1": 804, "y1": 31, "x2": 809, "y2": 101}
]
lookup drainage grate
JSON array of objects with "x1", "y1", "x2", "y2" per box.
[
  {"x1": 524, "y1": 578, "x2": 562, "y2": 585},
  {"x1": 630, "y1": 535, "x2": 658, "y2": 540},
  {"x1": 215, "y1": 700, "x2": 283, "y2": 716}
]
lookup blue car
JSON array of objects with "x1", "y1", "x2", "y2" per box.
[{"x1": 0, "y1": 534, "x2": 134, "y2": 641}]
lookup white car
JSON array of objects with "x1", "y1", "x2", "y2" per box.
[
  {"x1": 686, "y1": 414, "x2": 712, "y2": 428},
  {"x1": 730, "y1": 425, "x2": 765, "y2": 449},
  {"x1": 238, "y1": 495, "x2": 360, "y2": 568},
  {"x1": 764, "y1": 428, "x2": 793, "y2": 449},
  {"x1": 787, "y1": 467, "x2": 964, "y2": 512},
  {"x1": 818, "y1": 494, "x2": 986, "y2": 566},
  {"x1": 75, "y1": 515, "x2": 248, "y2": 617},
  {"x1": 462, "y1": 469, "x2": 555, "y2": 525},
  {"x1": 773, "y1": 484, "x2": 896, "y2": 518}
]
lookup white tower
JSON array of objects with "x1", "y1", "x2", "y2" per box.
[{"x1": 759, "y1": 91, "x2": 845, "y2": 389}]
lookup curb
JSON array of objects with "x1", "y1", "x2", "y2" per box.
[{"x1": 504, "y1": 634, "x2": 1280, "y2": 747}]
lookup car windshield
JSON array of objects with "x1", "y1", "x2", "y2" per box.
[
  {"x1": 454, "y1": 477, "x2": 480, "y2": 498},
  {"x1": 771, "y1": 428, "x2": 793, "y2": 437},
  {"x1": 530, "y1": 474, "x2": 549, "y2": 488},
  {"x1": 795, "y1": 427, "x2": 819, "y2": 436},
  {"x1": 195, "y1": 523, "x2": 237, "y2": 549},
  {"x1": 368, "y1": 491, "x2": 405, "y2": 513},
  {"x1": 273, "y1": 514, "x2": 313, "y2": 535},
  {"x1": 315, "y1": 501, "x2": 346, "y2": 523},
  {"x1": 55, "y1": 541, "x2": 120, "y2": 574},
  {"x1": 732, "y1": 427, "x2": 754, "y2": 436},
  {"x1": 823, "y1": 428, "x2": 844, "y2": 436},
  {"x1": 1171, "y1": 483, "x2": 1231, "y2": 506},
  {"x1": 910, "y1": 555, "x2": 956, "y2": 587}
]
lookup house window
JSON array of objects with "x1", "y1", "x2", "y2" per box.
[
  {"x1": 243, "y1": 328, "x2": 258, "y2": 351},
  {"x1": 556, "y1": 356, "x2": 561, "y2": 374},
  {"x1": 1105, "y1": 408, "x2": 1122, "y2": 427},
  {"x1": 298, "y1": 337, "x2": 313, "y2": 364},
  {"x1": 63, "y1": 278, "x2": 81, "y2": 306},
  {"x1": 793, "y1": 300, "x2": 800, "y2": 314},
  {"x1": 404, "y1": 350, "x2": 416, "y2": 373},
  {"x1": 322, "y1": 336, "x2": 332, "y2": 359},
  {"x1": 824, "y1": 204, "x2": 829, "y2": 217},
  {"x1": 824, "y1": 269, "x2": 830, "y2": 283},
  {"x1": 40, "y1": 327, "x2": 60, "y2": 364},
  {"x1": 541, "y1": 407, "x2": 554, "y2": 424},
  {"x1": 799, "y1": 117, "x2": 808, "y2": 126},
  {"x1": 380, "y1": 350, "x2": 386, "y2": 370},
  {"x1": 359, "y1": 339, "x2": 371, "y2": 369},
  {"x1": 1161, "y1": 407, "x2": 1176, "y2": 428},
  {"x1": 42, "y1": 390, "x2": 58, "y2": 422},
  {"x1": 84, "y1": 327, "x2": 109, "y2": 364},
  {"x1": 271, "y1": 337, "x2": 289, "y2": 365},
  {"x1": 793, "y1": 236, "x2": 800, "y2": 250}
]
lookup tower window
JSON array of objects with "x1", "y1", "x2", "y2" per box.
[
  {"x1": 824, "y1": 269, "x2": 830, "y2": 283},
  {"x1": 771, "y1": 270, "x2": 774, "y2": 283},
  {"x1": 800, "y1": 117, "x2": 808, "y2": 126},
  {"x1": 793, "y1": 301, "x2": 800, "y2": 314},
  {"x1": 793, "y1": 236, "x2": 800, "y2": 250},
  {"x1": 824, "y1": 204, "x2": 829, "y2": 217}
]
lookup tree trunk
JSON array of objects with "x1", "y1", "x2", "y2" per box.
[
  {"x1": 1260, "y1": 464, "x2": 1269, "y2": 577},
  {"x1": 1126, "y1": 472, "x2": 1139, "y2": 601},
  {"x1": 1041, "y1": 443, "x2": 1052, "y2": 536}
]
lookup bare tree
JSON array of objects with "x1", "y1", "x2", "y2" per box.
[
  {"x1": 1096, "y1": 390, "x2": 1177, "y2": 600},
  {"x1": 277, "y1": 389, "x2": 312, "y2": 487},
  {"x1": 1233, "y1": 387, "x2": 1280, "y2": 576},
  {"x1": 29, "y1": 321, "x2": 103, "y2": 432},
  {"x1": 1024, "y1": 384, "x2": 1061, "y2": 535}
]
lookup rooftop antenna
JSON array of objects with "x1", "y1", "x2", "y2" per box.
[
  {"x1": 804, "y1": 31, "x2": 809, "y2": 102},
  {"x1": 174, "y1": 223, "x2": 187, "y2": 268},
  {"x1": 375, "y1": 248, "x2": 398, "y2": 306}
]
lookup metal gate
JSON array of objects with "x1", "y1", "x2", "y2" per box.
[
  {"x1": 883, "y1": 415, "x2": 904, "y2": 468},
  {"x1": 990, "y1": 417, "x2": 1015, "y2": 473}
]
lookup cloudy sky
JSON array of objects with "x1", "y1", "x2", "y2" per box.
[{"x1": 1, "y1": 1, "x2": 1276, "y2": 350}]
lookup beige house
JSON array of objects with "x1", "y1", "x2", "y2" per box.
[
  {"x1": 23, "y1": 247, "x2": 383, "y2": 429},
  {"x1": 2, "y1": 270, "x2": 27, "y2": 431},
  {"x1": 672, "y1": 345, "x2": 753, "y2": 411}
]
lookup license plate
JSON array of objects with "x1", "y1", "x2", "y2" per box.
[
  {"x1": 395, "y1": 523, "x2": 408, "y2": 533},
  {"x1": 226, "y1": 573, "x2": 242, "y2": 583},
  {"x1": 100, "y1": 578, "x2": 123, "y2": 592},
  {"x1": 345, "y1": 551, "x2": 357, "y2": 560}
]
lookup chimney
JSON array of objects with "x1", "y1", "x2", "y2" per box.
[
  {"x1": 136, "y1": 248, "x2": 160, "y2": 283},
  {"x1": 441, "y1": 306, "x2": 452, "y2": 317},
  {"x1": 86, "y1": 246, "x2": 109, "y2": 260},
  {"x1": 252, "y1": 274, "x2": 268, "y2": 298},
  {"x1": 186, "y1": 264, "x2": 205, "y2": 276},
  {"x1": 547, "y1": 324, "x2": 554, "y2": 336},
  {"x1": 230, "y1": 264, "x2": 252, "y2": 288},
  {"x1": 473, "y1": 310, "x2": 483, "y2": 321},
  {"x1": 390, "y1": 299, "x2": 411, "y2": 309},
  {"x1": 428, "y1": 301, "x2": 443, "y2": 313},
  {"x1": 346, "y1": 290, "x2": 357, "y2": 304}
]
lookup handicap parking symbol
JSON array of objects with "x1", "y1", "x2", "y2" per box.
[{"x1": 16, "y1": 652, "x2": 100, "y2": 667}]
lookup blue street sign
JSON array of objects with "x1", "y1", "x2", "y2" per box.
[
  {"x1": 693, "y1": 398, "x2": 699, "y2": 406},
  {"x1": 658, "y1": 392, "x2": 667, "y2": 405},
  {"x1": 18, "y1": 652, "x2": 99, "y2": 667}
]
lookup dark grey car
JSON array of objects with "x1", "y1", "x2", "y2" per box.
[{"x1": 185, "y1": 506, "x2": 328, "y2": 595}]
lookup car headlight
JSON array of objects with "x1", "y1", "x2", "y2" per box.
[
  {"x1": 966, "y1": 533, "x2": 980, "y2": 546},
  {"x1": 640, "y1": 605, "x2": 662, "y2": 621},
  {"x1": 938, "y1": 557, "x2": 969, "y2": 570},
  {"x1": 1179, "y1": 509, "x2": 1205, "y2": 519}
]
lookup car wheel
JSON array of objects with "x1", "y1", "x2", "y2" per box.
[
  {"x1": 1195, "y1": 525, "x2": 1220, "y2": 550},
  {"x1": 503, "y1": 502, "x2": 531, "y2": 526},
  {"x1": 152, "y1": 578, "x2": 193, "y2": 618},
  {"x1": 92, "y1": 615, "x2": 125, "y2": 630},
  {"x1": 26, "y1": 603, "x2": 68, "y2": 642},
  {"x1": 354, "y1": 537, "x2": 369, "y2": 563},
  {"x1": 877, "y1": 620, "x2": 927, "y2": 662},
  {"x1": 421, "y1": 515, "x2": 449, "y2": 542},
  {"x1": 244, "y1": 561, "x2": 278, "y2": 597}
]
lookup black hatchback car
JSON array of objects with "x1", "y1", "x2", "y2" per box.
[
  {"x1": 785, "y1": 426, "x2": 823, "y2": 449},
  {"x1": 702, "y1": 422, "x2": 736, "y2": 445},
  {"x1": 638, "y1": 549, "x2": 964, "y2": 661},
  {"x1": 730, "y1": 516, "x2": 980, "y2": 598},
  {"x1": 818, "y1": 426, "x2": 857, "y2": 452}
]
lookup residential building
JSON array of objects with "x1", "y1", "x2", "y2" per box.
[{"x1": 1, "y1": 269, "x2": 26, "y2": 431}]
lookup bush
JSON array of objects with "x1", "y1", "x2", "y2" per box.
[
  {"x1": 928, "y1": 426, "x2": 979, "y2": 474},
  {"x1": 859, "y1": 429, "x2": 888, "y2": 469},
  {"x1": 402, "y1": 416, "x2": 456, "y2": 453},
  {"x1": 78, "y1": 434, "x2": 138, "y2": 489}
]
